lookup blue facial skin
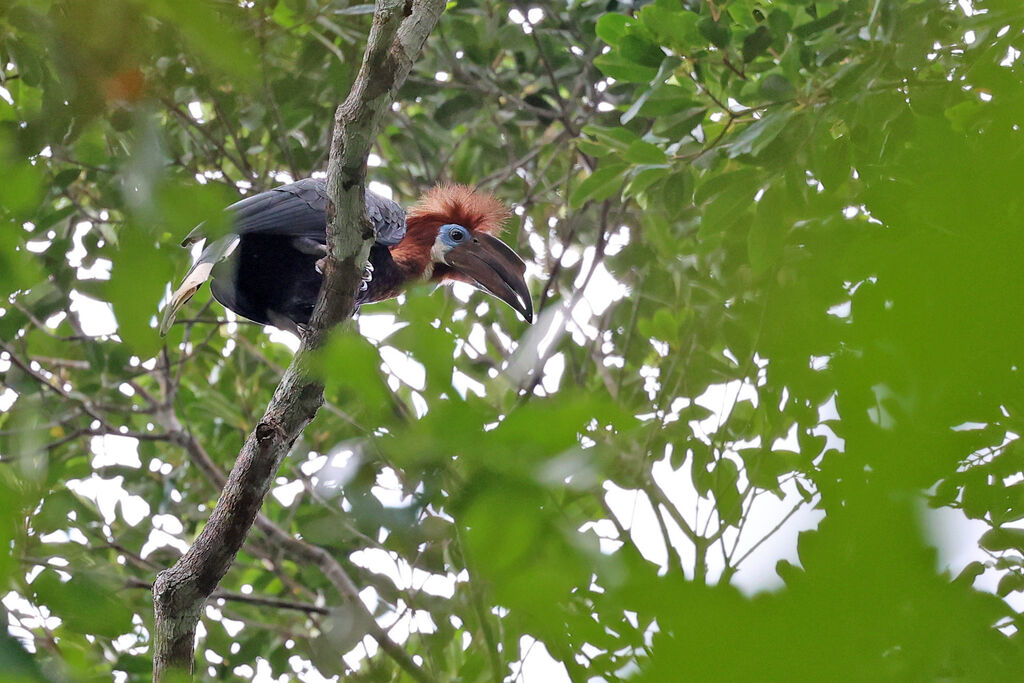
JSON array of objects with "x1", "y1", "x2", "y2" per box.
[{"x1": 438, "y1": 223, "x2": 470, "y2": 250}]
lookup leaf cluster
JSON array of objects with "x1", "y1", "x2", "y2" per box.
[{"x1": 2, "y1": 0, "x2": 1024, "y2": 680}]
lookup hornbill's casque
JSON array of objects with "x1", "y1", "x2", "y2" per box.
[{"x1": 159, "y1": 179, "x2": 533, "y2": 335}]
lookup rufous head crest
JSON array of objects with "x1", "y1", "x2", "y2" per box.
[{"x1": 407, "y1": 184, "x2": 510, "y2": 235}]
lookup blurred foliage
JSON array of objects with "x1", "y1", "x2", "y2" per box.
[{"x1": 2, "y1": 0, "x2": 1024, "y2": 680}]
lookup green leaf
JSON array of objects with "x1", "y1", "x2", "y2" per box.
[
  {"x1": 980, "y1": 527, "x2": 1024, "y2": 552},
  {"x1": 653, "y1": 105, "x2": 708, "y2": 140},
  {"x1": 0, "y1": 631, "x2": 46, "y2": 681},
  {"x1": 0, "y1": 226, "x2": 44, "y2": 299},
  {"x1": 106, "y1": 223, "x2": 175, "y2": 357},
  {"x1": 739, "y1": 449, "x2": 785, "y2": 490},
  {"x1": 729, "y1": 109, "x2": 794, "y2": 157},
  {"x1": 577, "y1": 139, "x2": 612, "y2": 157},
  {"x1": 639, "y1": 4, "x2": 700, "y2": 50},
  {"x1": 31, "y1": 570, "x2": 133, "y2": 638},
  {"x1": 996, "y1": 572, "x2": 1024, "y2": 597},
  {"x1": 570, "y1": 163, "x2": 628, "y2": 209},
  {"x1": 624, "y1": 164, "x2": 671, "y2": 200},
  {"x1": 312, "y1": 331, "x2": 392, "y2": 422},
  {"x1": 742, "y1": 26, "x2": 773, "y2": 63},
  {"x1": 149, "y1": 0, "x2": 257, "y2": 84},
  {"x1": 595, "y1": 14, "x2": 634, "y2": 47},
  {"x1": 624, "y1": 140, "x2": 667, "y2": 165},
  {"x1": 793, "y1": 7, "x2": 845, "y2": 38},
  {"x1": 698, "y1": 16, "x2": 732, "y2": 49},
  {"x1": 634, "y1": 87, "x2": 701, "y2": 119},
  {"x1": 953, "y1": 560, "x2": 986, "y2": 587},
  {"x1": 659, "y1": 171, "x2": 693, "y2": 219},
  {"x1": 6, "y1": 39, "x2": 47, "y2": 88},
  {"x1": 642, "y1": 307, "x2": 678, "y2": 342},
  {"x1": 712, "y1": 458, "x2": 742, "y2": 525},
  {"x1": 700, "y1": 185, "x2": 756, "y2": 239},
  {"x1": 581, "y1": 124, "x2": 640, "y2": 152},
  {"x1": 767, "y1": 9, "x2": 793, "y2": 37},
  {"x1": 2, "y1": 161, "x2": 45, "y2": 218},
  {"x1": 620, "y1": 87, "x2": 656, "y2": 125},
  {"x1": 619, "y1": 35, "x2": 666, "y2": 70},
  {"x1": 594, "y1": 53, "x2": 659, "y2": 83},
  {"x1": 52, "y1": 168, "x2": 81, "y2": 190},
  {"x1": 695, "y1": 168, "x2": 761, "y2": 204},
  {"x1": 759, "y1": 73, "x2": 797, "y2": 100}
]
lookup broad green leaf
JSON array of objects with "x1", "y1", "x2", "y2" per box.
[
  {"x1": 570, "y1": 163, "x2": 628, "y2": 209},
  {"x1": 0, "y1": 225, "x2": 44, "y2": 299},
  {"x1": 619, "y1": 35, "x2": 666, "y2": 70},
  {"x1": 594, "y1": 53, "x2": 659, "y2": 83},
  {"x1": 0, "y1": 632, "x2": 46, "y2": 682},
  {"x1": 624, "y1": 164, "x2": 671, "y2": 200},
  {"x1": 639, "y1": 4, "x2": 700, "y2": 50},
  {"x1": 595, "y1": 13, "x2": 634, "y2": 47},
  {"x1": 105, "y1": 224, "x2": 174, "y2": 357},
  {"x1": 312, "y1": 331, "x2": 392, "y2": 422},
  {"x1": 742, "y1": 26, "x2": 773, "y2": 63},
  {"x1": 697, "y1": 16, "x2": 732, "y2": 49},
  {"x1": 759, "y1": 73, "x2": 798, "y2": 100},
  {"x1": 729, "y1": 109, "x2": 795, "y2": 157},
  {"x1": 31, "y1": 570, "x2": 134, "y2": 638},
  {"x1": 980, "y1": 527, "x2": 1024, "y2": 553},
  {"x1": 624, "y1": 140, "x2": 667, "y2": 165},
  {"x1": 659, "y1": 170, "x2": 694, "y2": 219},
  {"x1": 581, "y1": 124, "x2": 640, "y2": 152}
]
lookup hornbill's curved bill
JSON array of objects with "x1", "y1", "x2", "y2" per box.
[
  {"x1": 443, "y1": 232, "x2": 533, "y2": 324},
  {"x1": 159, "y1": 179, "x2": 533, "y2": 336}
]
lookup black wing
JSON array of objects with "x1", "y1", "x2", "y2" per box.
[
  {"x1": 182, "y1": 178, "x2": 407, "y2": 246},
  {"x1": 229, "y1": 177, "x2": 330, "y2": 238},
  {"x1": 161, "y1": 178, "x2": 406, "y2": 335},
  {"x1": 365, "y1": 189, "x2": 407, "y2": 246}
]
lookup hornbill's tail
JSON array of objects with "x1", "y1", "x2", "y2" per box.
[{"x1": 158, "y1": 233, "x2": 239, "y2": 336}]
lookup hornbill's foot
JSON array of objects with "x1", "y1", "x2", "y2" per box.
[
  {"x1": 299, "y1": 238, "x2": 329, "y2": 275},
  {"x1": 293, "y1": 237, "x2": 328, "y2": 257},
  {"x1": 360, "y1": 261, "x2": 374, "y2": 292},
  {"x1": 312, "y1": 255, "x2": 373, "y2": 290}
]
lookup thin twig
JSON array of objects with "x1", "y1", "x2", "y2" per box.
[{"x1": 128, "y1": 577, "x2": 330, "y2": 615}]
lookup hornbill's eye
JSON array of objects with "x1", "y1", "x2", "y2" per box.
[{"x1": 450, "y1": 227, "x2": 466, "y2": 242}]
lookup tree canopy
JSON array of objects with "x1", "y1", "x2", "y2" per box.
[{"x1": 2, "y1": 0, "x2": 1024, "y2": 680}]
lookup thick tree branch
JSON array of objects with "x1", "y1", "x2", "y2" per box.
[
  {"x1": 309, "y1": 0, "x2": 445, "y2": 342},
  {"x1": 167, "y1": 422, "x2": 428, "y2": 680},
  {"x1": 151, "y1": 1, "x2": 446, "y2": 680}
]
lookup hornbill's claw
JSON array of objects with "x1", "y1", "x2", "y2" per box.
[
  {"x1": 314, "y1": 258, "x2": 373, "y2": 295},
  {"x1": 359, "y1": 261, "x2": 374, "y2": 292}
]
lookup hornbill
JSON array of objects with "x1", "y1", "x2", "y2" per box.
[{"x1": 159, "y1": 179, "x2": 533, "y2": 335}]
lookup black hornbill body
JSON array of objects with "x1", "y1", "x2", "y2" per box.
[{"x1": 159, "y1": 179, "x2": 533, "y2": 335}]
